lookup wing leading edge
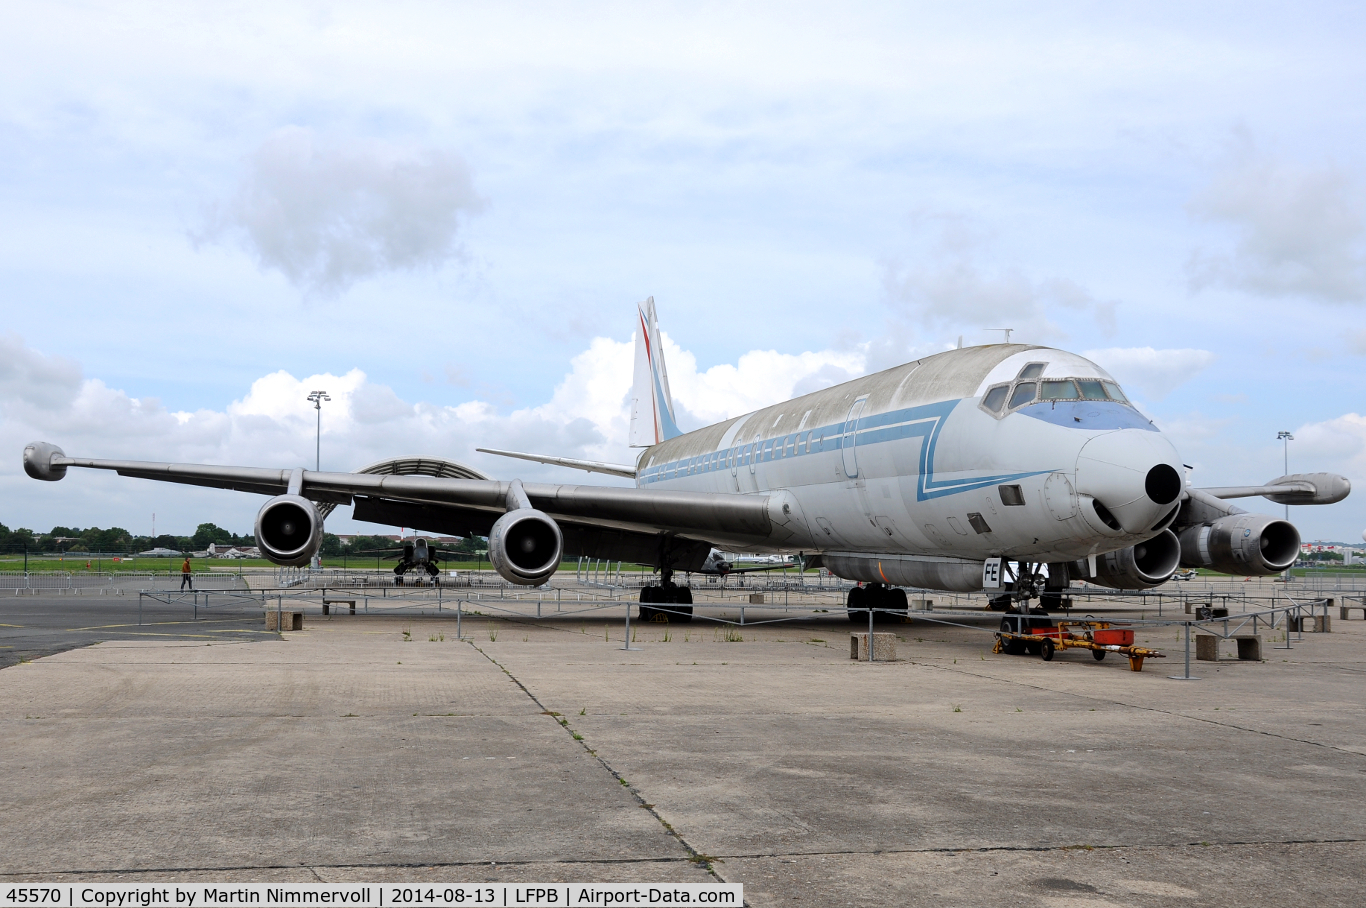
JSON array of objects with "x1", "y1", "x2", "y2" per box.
[{"x1": 23, "y1": 443, "x2": 779, "y2": 551}]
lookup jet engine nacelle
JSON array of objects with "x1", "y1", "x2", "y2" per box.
[
  {"x1": 254, "y1": 495, "x2": 323, "y2": 567},
  {"x1": 1080, "y1": 529, "x2": 1181, "y2": 590},
  {"x1": 1177, "y1": 513, "x2": 1299, "y2": 576},
  {"x1": 488, "y1": 508, "x2": 563, "y2": 586}
]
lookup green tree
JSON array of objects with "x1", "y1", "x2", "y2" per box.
[
  {"x1": 454, "y1": 535, "x2": 487, "y2": 553},
  {"x1": 320, "y1": 533, "x2": 343, "y2": 556},
  {"x1": 191, "y1": 523, "x2": 233, "y2": 549}
]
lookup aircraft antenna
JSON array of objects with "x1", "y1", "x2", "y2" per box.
[{"x1": 987, "y1": 328, "x2": 1013, "y2": 344}]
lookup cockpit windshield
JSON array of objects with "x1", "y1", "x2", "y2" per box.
[{"x1": 980, "y1": 372, "x2": 1133, "y2": 418}]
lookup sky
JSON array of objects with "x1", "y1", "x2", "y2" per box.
[{"x1": 1, "y1": 1, "x2": 1364, "y2": 543}]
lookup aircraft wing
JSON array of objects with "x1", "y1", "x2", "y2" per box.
[
  {"x1": 475, "y1": 447, "x2": 638, "y2": 479},
  {"x1": 24, "y1": 445, "x2": 779, "y2": 549}
]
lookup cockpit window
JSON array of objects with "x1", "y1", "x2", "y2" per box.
[
  {"x1": 1040, "y1": 379, "x2": 1078, "y2": 400},
  {"x1": 1008, "y1": 382, "x2": 1037, "y2": 409},
  {"x1": 1102, "y1": 381, "x2": 1128, "y2": 403},
  {"x1": 1018, "y1": 362, "x2": 1045, "y2": 379},
  {"x1": 1076, "y1": 379, "x2": 1107, "y2": 400},
  {"x1": 982, "y1": 385, "x2": 1009, "y2": 413}
]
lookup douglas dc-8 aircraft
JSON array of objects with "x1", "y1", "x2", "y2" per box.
[{"x1": 24, "y1": 299, "x2": 1350, "y2": 623}]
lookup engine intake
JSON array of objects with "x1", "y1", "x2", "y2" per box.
[
  {"x1": 254, "y1": 495, "x2": 323, "y2": 567},
  {"x1": 1178, "y1": 513, "x2": 1299, "y2": 576},
  {"x1": 1078, "y1": 529, "x2": 1181, "y2": 590},
  {"x1": 488, "y1": 508, "x2": 563, "y2": 586}
]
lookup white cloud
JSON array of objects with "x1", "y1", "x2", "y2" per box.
[
  {"x1": 0, "y1": 331, "x2": 868, "y2": 533},
  {"x1": 882, "y1": 215, "x2": 1118, "y2": 341},
  {"x1": 1188, "y1": 151, "x2": 1366, "y2": 303},
  {"x1": 193, "y1": 127, "x2": 485, "y2": 296},
  {"x1": 1082, "y1": 346, "x2": 1217, "y2": 401}
]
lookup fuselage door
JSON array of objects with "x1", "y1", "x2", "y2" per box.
[{"x1": 841, "y1": 397, "x2": 868, "y2": 479}]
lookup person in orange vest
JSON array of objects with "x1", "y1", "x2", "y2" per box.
[{"x1": 180, "y1": 556, "x2": 193, "y2": 590}]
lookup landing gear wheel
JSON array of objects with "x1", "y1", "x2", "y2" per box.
[
  {"x1": 640, "y1": 586, "x2": 657, "y2": 604},
  {"x1": 847, "y1": 586, "x2": 867, "y2": 622},
  {"x1": 1040, "y1": 639, "x2": 1055, "y2": 661},
  {"x1": 890, "y1": 588, "x2": 910, "y2": 622},
  {"x1": 1092, "y1": 649, "x2": 1106, "y2": 661}
]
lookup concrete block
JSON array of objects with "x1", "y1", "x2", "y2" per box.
[
  {"x1": 910, "y1": 598, "x2": 933, "y2": 611},
  {"x1": 1198, "y1": 634, "x2": 1263, "y2": 661},
  {"x1": 266, "y1": 610, "x2": 303, "y2": 631},
  {"x1": 850, "y1": 632, "x2": 897, "y2": 661},
  {"x1": 748, "y1": 593, "x2": 765, "y2": 605},
  {"x1": 1236, "y1": 636, "x2": 1262, "y2": 661},
  {"x1": 1288, "y1": 614, "x2": 1330, "y2": 633}
]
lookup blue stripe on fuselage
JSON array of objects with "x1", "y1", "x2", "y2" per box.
[{"x1": 638, "y1": 397, "x2": 1056, "y2": 500}]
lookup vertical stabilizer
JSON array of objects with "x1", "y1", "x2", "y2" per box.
[{"x1": 629, "y1": 297, "x2": 683, "y2": 447}]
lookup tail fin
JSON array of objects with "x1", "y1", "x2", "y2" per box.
[{"x1": 629, "y1": 296, "x2": 683, "y2": 447}]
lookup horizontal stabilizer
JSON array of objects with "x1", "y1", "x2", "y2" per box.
[{"x1": 476, "y1": 447, "x2": 637, "y2": 479}]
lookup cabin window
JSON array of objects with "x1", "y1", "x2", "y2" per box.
[
  {"x1": 1040, "y1": 379, "x2": 1078, "y2": 400},
  {"x1": 804, "y1": 432, "x2": 812, "y2": 453},
  {"x1": 1008, "y1": 382, "x2": 1037, "y2": 409},
  {"x1": 1018, "y1": 362, "x2": 1045, "y2": 379},
  {"x1": 1076, "y1": 379, "x2": 1107, "y2": 400},
  {"x1": 999, "y1": 484, "x2": 1025, "y2": 506},
  {"x1": 763, "y1": 439, "x2": 774, "y2": 461},
  {"x1": 786, "y1": 435, "x2": 795, "y2": 456},
  {"x1": 1102, "y1": 381, "x2": 1128, "y2": 403},
  {"x1": 982, "y1": 385, "x2": 1009, "y2": 413}
]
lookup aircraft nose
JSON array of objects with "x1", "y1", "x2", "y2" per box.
[
  {"x1": 1074, "y1": 430, "x2": 1184, "y2": 534},
  {"x1": 1145, "y1": 463, "x2": 1183, "y2": 506}
]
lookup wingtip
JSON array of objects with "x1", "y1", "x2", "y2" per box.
[{"x1": 23, "y1": 441, "x2": 68, "y2": 481}]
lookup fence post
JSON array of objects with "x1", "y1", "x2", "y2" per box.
[
  {"x1": 622, "y1": 602, "x2": 640, "y2": 651},
  {"x1": 1168, "y1": 621, "x2": 1199, "y2": 680},
  {"x1": 868, "y1": 606, "x2": 875, "y2": 662}
]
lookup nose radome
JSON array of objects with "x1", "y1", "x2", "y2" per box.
[
  {"x1": 1075, "y1": 430, "x2": 1184, "y2": 534},
  {"x1": 1145, "y1": 464, "x2": 1182, "y2": 505}
]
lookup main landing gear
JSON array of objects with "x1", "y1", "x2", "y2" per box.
[
  {"x1": 846, "y1": 583, "x2": 909, "y2": 623},
  {"x1": 639, "y1": 564, "x2": 694, "y2": 623}
]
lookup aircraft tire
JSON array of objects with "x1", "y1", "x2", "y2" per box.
[
  {"x1": 847, "y1": 586, "x2": 867, "y2": 622},
  {"x1": 640, "y1": 586, "x2": 656, "y2": 604},
  {"x1": 883, "y1": 587, "x2": 909, "y2": 623},
  {"x1": 676, "y1": 587, "x2": 694, "y2": 605}
]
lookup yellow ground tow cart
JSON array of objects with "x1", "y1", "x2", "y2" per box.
[{"x1": 993, "y1": 617, "x2": 1166, "y2": 672}]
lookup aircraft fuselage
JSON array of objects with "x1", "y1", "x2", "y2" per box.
[{"x1": 633, "y1": 344, "x2": 1184, "y2": 576}]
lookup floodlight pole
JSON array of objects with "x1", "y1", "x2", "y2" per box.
[
  {"x1": 1277, "y1": 431, "x2": 1294, "y2": 521},
  {"x1": 307, "y1": 390, "x2": 331, "y2": 472}
]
